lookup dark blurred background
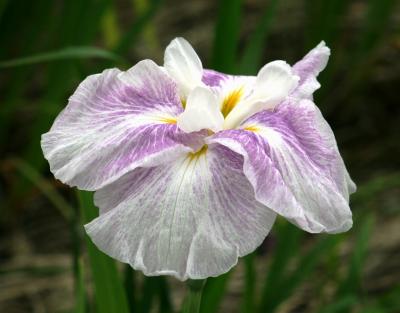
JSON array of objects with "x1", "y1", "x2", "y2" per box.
[{"x1": 0, "y1": 1, "x2": 399, "y2": 313}]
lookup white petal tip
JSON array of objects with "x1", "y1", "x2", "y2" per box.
[
  {"x1": 164, "y1": 37, "x2": 203, "y2": 98},
  {"x1": 327, "y1": 218, "x2": 353, "y2": 234},
  {"x1": 316, "y1": 41, "x2": 331, "y2": 55}
]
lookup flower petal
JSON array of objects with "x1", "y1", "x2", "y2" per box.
[
  {"x1": 253, "y1": 60, "x2": 300, "y2": 103},
  {"x1": 209, "y1": 99, "x2": 354, "y2": 233},
  {"x1": 224, "y1": 61, "x2": 299, "y2": 129},
  {"x1": 164, "y1": 37, "x2": 203, "y2": 99},
  {"x1": 202, "y1": 69, "x2": 228, "y2": 87},
  {"x1": 85, "y1": 145, "x2": 276, "y2": 280},
  {"x1": 41, "y1": 60, "x2": 202, "y2": 191},
  {"x1": 291, "y1": 41, "x2": 330, "y2": 99},
  {"x1": 177, "y1": 87, "x2": 224, "y2": 133}
]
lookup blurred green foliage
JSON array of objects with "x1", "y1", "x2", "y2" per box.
[{"x1": 0, "y1": 0, "x2": 399, "y2": 313}]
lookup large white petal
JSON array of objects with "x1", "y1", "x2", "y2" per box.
[
  {"x1": 164, "y1": 37, "x2": 203, "y2": 99},
  {"x1": 224, "y1": 61, "x2": 299, "y2": 129},
  {"x1": 85, "y1": 145, "x2": 276, "y2": 280},
  {"x1": 177, "y1": 87, "x2": 224, "y2": 133},
  {"x1": 41, "y1": 60, "x2": 203, "y2": 191}
]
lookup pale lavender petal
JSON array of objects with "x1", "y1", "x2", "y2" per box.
[
  {"x1": 291, "y1": 41, "x2": 330, "y2": 100},
  {"x1": 85, "y1": 145, "x2": 276, "y2": 280},
  {"x1": 41, "y1": 60, "x2": 204, "y2": 191},
  {"x1": 202, "y1": 69, "x2": 228, "y2": 87},
  {"x1": 208, "y1": 99, "x2": 354, "y2": 234}
]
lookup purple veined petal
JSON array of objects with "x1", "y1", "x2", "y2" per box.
[
  {"x1": 202, "y1": 69, "x2": 229, "y2": 87},
  {"x1": 291, "y1": 41, "x2": 331, "y2": 100},
  {"x1": 85, "y1": 145, "x2": 276, "y2": 280},
  {"x1": 310, "y1": 101, "x2": 356, "y2": 195},
  {"x1": 208, "y1": 99, "x2": 355, "y2": 234},
  {"x1": 41, "y1": 60, "x2": 205, "y2": 191}
]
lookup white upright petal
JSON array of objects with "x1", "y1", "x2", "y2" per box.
[
  {"x1": 254, "y1": 60, "x2": 300, "y2": 102},
  {"x1": 164, "y1": 37, "x2": 203, "y2": 99},
  {"x1": 224, "y1": 61, "x2": 299, "y2": 129},
  {"x1": 177, "y1": 87, "x2": 224, "y2": 133}
]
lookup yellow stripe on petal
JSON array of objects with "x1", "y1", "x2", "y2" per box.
[
  {"x1": 158, "y1": 116, "x2": 177, "y2": 124},
  {"x1": 189, "y1": 145, "x2": 208, "y2": 160},
  {"x1": 243, "y1": 125, "x2": 260, "y2": 132},
  {"x1": 221, "y1": 87, "x2": 244, "y2": 117},
  {"x1": 181, "y1": 98, "x2": 187, "y2": 109}
]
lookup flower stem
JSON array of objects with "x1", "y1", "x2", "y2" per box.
[{"x1": 181, "y1": 279, "x2": 207, "y2": 313}]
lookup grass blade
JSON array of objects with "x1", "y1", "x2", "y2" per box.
[
  {"x1": 357, "y1": 0, "x2": 398, "y2": 55},
  {"x1": 374, "y1": 285, "x2": 400, "y2": 313},
  {"x1": 13, "y1": 1, "x2": 122, "y2": 199},
  {"x1": 272, "y1": 235, "x2": 343, "y2": 313},
  {"x1": 305, "y1": 0, "x2": 350, "y2": 47},
  {"x1": 72, "y1": 219, "x2": 87, "y2": 313},
  {"x1": 200, "y1": 271, "x2": 232, "y2": 313},
  {"x1": 12, "y1": 158, "x2": 86, "y2": 312},
  {"x1": 138, "y1": 277, "x2": 158, "y2": 313},
  {"x1": 114, "y1": 0, "x2": 163, "y2": 54},
  {"x1": 336, "y1": 215, "x2": 374, "y2": 298},
  {"x1": 258, "y1": 221, "x2": 302, "y2": 313},
  {"x1": 351, "y1": 172, "x2": 400, "y2": 206},
  {"x1": 0, "y1": 0, "x2": 8, "y2": 22},
  {"x1": 124, "y1": 265, "x2": 136, "y2": 312},
  {"x1": 211, "y1": 0, "x2": 242, "y2": 72},
  {"x1": 102, "y1": 5, "x2": 121, "y2": 49},
  {"x1": 158, "y1": 277, "x2": 173, "y2": 313},
  {"x1": 240, "y1": 253, "x2": 256, "y2": 313},
  {"x1": 259, "y1": 224, "x2": 343, "y2": 313},
  {"x1": 0, "y1": 46, "x2": 124, "y2": 68},
  {"x1": 0, "y1": 0, "x2": 57, "y2": 146},
  {"x1": 78, "y1": 191, "x2": 130, "y2": 313},
  {"x1": 239, "y1": 0, "x2": 279, "y2": 74},
  {"x1": 316, "y1": 296, "x2": 358, "y2": 313},
  {"x1": 11, "y1": 158, "x2": 73, "y2": 220},
  {"x1": 133, "y1": 0, "x2": 162, "y2": 57}
]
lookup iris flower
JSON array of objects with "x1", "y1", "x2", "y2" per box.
[{"x1": 41, "y1": 38, "x2": 355, "y2": 281}]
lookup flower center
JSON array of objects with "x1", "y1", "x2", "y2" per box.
[
  {"x1": 189, "y1": 144, "x2": 208, "y2": 158},
  {"x1": 181, "y1": 98, "x2": 187, "y2": 109},
  {"x1": 221, "y1": 87, "x2": 244, "y2": 118}
]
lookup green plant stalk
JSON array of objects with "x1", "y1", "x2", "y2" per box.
[
  {"x1": 241, "y1": 253, "x2": 256, "y2": 313},
  {"x1": 200, "y1": 271, "x2": 231, "y2": 313},
  {"x1": 212, "y1": 0, "x2": 242, "y2": 73},
  {"x1": 182, "y1": 279, "x2": 207, "y2": 313}
]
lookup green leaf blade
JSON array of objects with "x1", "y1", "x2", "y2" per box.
[{"x1": 78, "y1": 191, "x2": 131, "y2": 313}]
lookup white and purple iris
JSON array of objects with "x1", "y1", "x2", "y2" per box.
[{"x1": 41, "y1": 38, "x2": 356, "y2": 280}]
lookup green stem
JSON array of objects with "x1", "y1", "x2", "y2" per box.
[{"x1": 181, "y1": 279, "x2": 207, "y2": 313}]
